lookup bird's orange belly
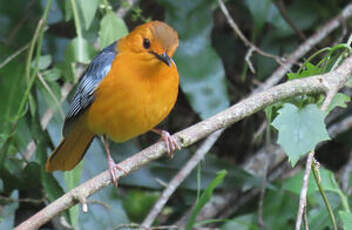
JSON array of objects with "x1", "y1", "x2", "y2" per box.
[{"x1": 86, "y1": 66, "x2": 178, "y2": 142}]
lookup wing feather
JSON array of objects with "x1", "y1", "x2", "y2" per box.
[{"x1": 63, "y1": 41, "x2": 118, "y2": 136}]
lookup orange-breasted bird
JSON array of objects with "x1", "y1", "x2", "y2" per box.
[{"x1": 45, "y1": 21, "x2": 180, "y2": 186}]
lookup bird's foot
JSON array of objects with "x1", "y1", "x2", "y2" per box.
[
  {"x1": 107, "y1": 158, "x2": 128, "y2": 187},
  {"x1": 153, "y1": 129, "x2": 180, "y2": 158}
]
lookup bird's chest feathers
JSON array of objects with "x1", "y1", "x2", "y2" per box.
[{"x1": 87, "y1": 54, "x2": 179, "y2": 142}]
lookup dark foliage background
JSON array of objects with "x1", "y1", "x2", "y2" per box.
[{"x1": 1, "y1": 0, "x2": 352, "y2": 229}]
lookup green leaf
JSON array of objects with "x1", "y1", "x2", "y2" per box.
[
  {"x1": 161, "y1": 0, "x2": 230, "y2": 119},
  {"x1": 77, "y1": 0, "x2": 99, "y2": 30},
  {"x1": 287, "y1": 62, "x2": 321, "y2": 80},
  {"x1": 43, "y1": 67, "x2": 62, "y2": 81},
  {"x1": 339, "y1": 211, "x2": 352, "y2": 230},
  {"x1": 325, "y1": 93, "x2": 350, "y2": 115},
  {"x1": 32, "y1": 55, "x2": 52, "y2": 70},
  {"x1": 186, "y1": 170, "x2": 227, "y2": 230},
  {"x1": 98, "y1": 12, "x2": 128, "y2": 49},
  {"x1": 272, "y1": 103, "x2": 330, "y2": 166},
  {"x1": 244, "y1": 0, "x2": 271, "y2": 31},
  {"x1": 0, "y1": 62, "x2": 26, "y2": 133},
  {"x1": 283, "y1": 167, "x2": 338, "y2": 196},
  {"x1": 221, "y1": 214, "x2": 258, "y2": 230},
  {"x1": 65, "y1": 37, "x2": 95, "y2": 64},
  {"x1": 65, "y1": 163, "x2": 83, "y2": 229},
  {"x1": 0, "y1": 190, "x2": 19, "y2": 229},
  {"x1": 64, "y1": 0, "x2": 73, "y2": 21},
  {"x1": 122, "y1": 190, "x2": 160, "y2": 222}
]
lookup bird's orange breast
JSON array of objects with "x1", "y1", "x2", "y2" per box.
[{"x1": 86, "y1": 52, "x2": 179, "y2": 142}]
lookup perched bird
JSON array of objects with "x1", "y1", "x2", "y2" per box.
[{"x1": 45, "y1": 21, "x2": 180, "y2": 186}]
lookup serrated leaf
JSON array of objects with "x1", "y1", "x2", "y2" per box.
[
  {"x1": 77, "y1": 0, "x2": 98, "y2": 30},
  {"x1": 325, "y1": 93, "x2": 350, "y2": 114},
  {"x1": 287, "y1": 62, "x2": 321, "y2": 80},
  {"x1": 161, "y1": 0, "x2": 230, "y2": 119},
  {"x1": 99, "y1": 12, "x2": 128, "y2": 49},
  {"x1": 272, "y1": 103, "x2": 330, "y2": 166},
  {"x1": 339, "y1": 211, "x2": 352, "y2": 230}
]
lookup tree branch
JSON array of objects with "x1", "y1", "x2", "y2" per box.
[
  {"x1": 15, "y1": 56, "x2": 352, "y2": 230},
  {"x1": 141, "y1": 129, "x2": 225, "y2": 228}
]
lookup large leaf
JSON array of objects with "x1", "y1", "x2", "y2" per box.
[
  {"x1": 0, "y1": 62, "x2": 26, "y2": 134},
  {"x1": 77, "y1": 0, "x2": 99, "y2": 30},
  {"x1": 272, "y1": 103, "x2": 330, "y2": 166},
  {"x1": 64, "y1": 36, "x2": 96, "y2": 81},
  {"x1": 339, "y1": 211, "x2": 352, "y2": 230},
  {"x1": 98, "y1": 12, "x2": 128, "y2": 49},
  {"x1": 283, "y1": 167, "x2": 339, "y2": 196},
  {"x1": 0, "y1": 190, "x2": 19, "y2": 229},
  {"x1": 244, "y1": 0, "x2": 271, "y2": 31},
  {"x1": 65, "y1": 37, "x2": 95, "y2": 64},
  {"x1": 161, "y1": 0, "x2": 230, "y2": 119}
]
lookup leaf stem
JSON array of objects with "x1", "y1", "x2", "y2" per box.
[
  {"x1": 15, "y1": 0, "x2": 52, "y2": 121},
  {"x1": 70, "y1": 0, "x2": 82, "y2": 38},
  {"x1": 311, "y1": 161, "x2": 337, "y2": 230}
]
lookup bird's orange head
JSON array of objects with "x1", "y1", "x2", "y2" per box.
[{"x1": 117, "y1": 21, "x2": 179, "y2": 66}]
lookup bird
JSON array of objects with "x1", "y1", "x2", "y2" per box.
[{"x1": 45, "y1": 21, "x2": 180, "y2": 186}]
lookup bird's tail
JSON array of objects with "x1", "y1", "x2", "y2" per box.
[{"x1": 45, "y1": 118, "x2": 94, "y2": 172}]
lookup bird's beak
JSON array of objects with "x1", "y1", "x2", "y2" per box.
[{"x1": 150, "y1": 51, "x2": 172, "y2": 67}]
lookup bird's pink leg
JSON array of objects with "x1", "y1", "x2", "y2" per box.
[{"x1": 103, "y1": 136, "x2": 127, "y2": 187}]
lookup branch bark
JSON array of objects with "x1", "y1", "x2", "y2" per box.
[{"x1": 15, "y1": 56, "x2": 352, "y2": 230}]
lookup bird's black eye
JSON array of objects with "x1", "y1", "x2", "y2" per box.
[{"x1": 143, "y1": 38, "x2": 150, "y2": 49}]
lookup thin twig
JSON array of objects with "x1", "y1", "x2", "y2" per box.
[
  {"x1": 0, "y1": 195, "x2": 44, "y2": 204},
  {"x1": 193, "y1": 111, "x2": 352, "y2": 224},
  {"x1": 311, "y1": 160, "x2": 338, "y2": 230},
  {"x1": 253, "y1": 2, "x2": 352, "y2": 94},
  {"x1": 0, "y1": 44, "x2": 29, "y2": 69},
  {"x1": 294, "y1": 58, "x2": 346, "y2": 230},
  {"x1": 218, "y1": 0, "x2": 285, "y2": 72},
  {"x1": 274, "y1": 0, "x2": 307, "y2": 41},
  {"x1": 37, "y1": 72, "x2": 65, "y2": 118},
  {"x1": 142, "y1": 129, "x2": 225, "y2": 228},
  {"x1": 15, "y1": 56, "x2": 352, "y2": 230},
  {"x1": 22, "y1": 82, "x2": 74, "y2": 161}
]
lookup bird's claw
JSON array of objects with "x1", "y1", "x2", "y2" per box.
[
  {"x1": 108, "y1": 159, "x2": 127, "y2": 187},
  {"x1": 159, "y1": 130, "x2": 180, "y2": 158}
]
